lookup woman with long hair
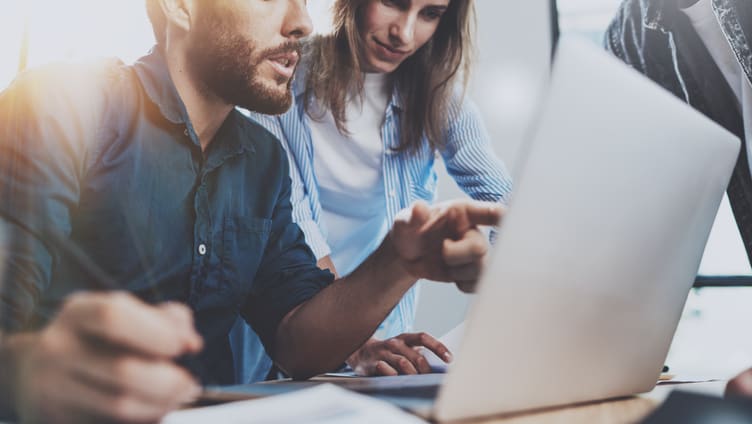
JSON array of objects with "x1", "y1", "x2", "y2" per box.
[{"x1": 234, "y1": 0, "x2": 512, "y2": 381}]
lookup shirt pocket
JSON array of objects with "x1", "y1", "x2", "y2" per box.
[{"x1": 221, "y1": 216, "x2": 272, "y2": 301}]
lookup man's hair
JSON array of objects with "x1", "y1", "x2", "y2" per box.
[
  {"x1": 304, "y1": 0, "x2": 476, "y2": 154},
  {"x1": 145, "y1": 0, "x2": 167, "y2": 45}
]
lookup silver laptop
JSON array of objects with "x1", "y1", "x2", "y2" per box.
[
  {"x1": 212, "y1": 35, "x2": 740, "y2": 421},
  {"x1": 422, "y1": 34, "x2": 740, "y2": 420}
]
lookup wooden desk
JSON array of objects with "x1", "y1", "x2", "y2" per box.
[
  {"x1": 468, "y1": 381, "x2": 726, "y2": 424},
  {"x1": 204, "y1": 376, "x2": 726, "y2": 423}
]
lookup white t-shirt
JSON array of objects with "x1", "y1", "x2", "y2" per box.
[
  {"x1": 682, "y1": 0, "x2": 752, "y2": 176},
  {"x1": 309, "y1": 73, "x2": 391, "y2": 276}
]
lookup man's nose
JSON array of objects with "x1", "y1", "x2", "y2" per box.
[{"x1": 283, "y1": 0, "x2": 313, "y2": 39}]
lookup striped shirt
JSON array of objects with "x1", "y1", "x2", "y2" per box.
[
  {"x1": 232, "y1": 69, "x2": 513, "y2": 383},
  {"x1": 245, "y1": 74, "x2": 513, "y2": 336}
]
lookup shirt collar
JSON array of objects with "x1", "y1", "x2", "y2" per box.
[
  {"x1": 133, "y1": 46, "x2": 190, "y2": 126},
  {"x1": 133, "y1": 46, "x2": 255, "y2": 154}
]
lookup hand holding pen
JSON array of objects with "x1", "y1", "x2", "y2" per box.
[{"x1": 0, "y1": 217, "x2": 204, "y2": 423}]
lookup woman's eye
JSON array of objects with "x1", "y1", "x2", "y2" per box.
[{"x1": 421, "y1": 9, "x2": 444, "y2": 20}]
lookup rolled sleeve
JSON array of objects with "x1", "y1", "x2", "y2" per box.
[{"x1": 295, "y1": 219, "x2": 331, "y2": 259}]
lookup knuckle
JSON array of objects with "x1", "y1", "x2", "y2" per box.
[
  {"x1": 471, "y1": 239, "x2": 488, "y2": 256},
  {"x1": 166, "y1": 368, "x2": 195, "y2": 393},
  {"x1": 62, "y1": 292, "x2": 86, "y2": 310},
  {"x1": 112, "y1": 357, "x2": 139, "y2": 383},
  {"x1": 95, "y1": 305, "x2": 119, "y2": 330},
  {"x1": 386, "y1": 338, "x2": 402, "y2": 350},
  {"x1": 374, "y1": 361, "x2": 388, "y2": 374},
  {"x1": 58, "y1": 292, "x2": 92, "y2": 321},
  {"x1": 110, "y1": 395, "x2": 138, "y2": 422},
  {"x1": 97, "y1": 294, "x2": 129, "y2": 326}
]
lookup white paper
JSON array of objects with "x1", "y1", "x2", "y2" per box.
[
  {"x1": 162, "y1": 384, "x2": 427, "y2": 424},
  {"x1": 422, "y1": 322, "x2": 465, "y2": 373}
]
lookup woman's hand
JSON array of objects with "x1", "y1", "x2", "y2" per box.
[{"x1": 347, "y1": 333, "x2": 452, "y2": 376}]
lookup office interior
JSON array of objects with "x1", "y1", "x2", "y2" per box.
[{"x1": 2, "y1": 0, "x2": 752, "y2": 421}]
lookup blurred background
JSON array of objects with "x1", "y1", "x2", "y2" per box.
[{"x1": 1, "y1": 0, "x2": 751, "y2": 380}]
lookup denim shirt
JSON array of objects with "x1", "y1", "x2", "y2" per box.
[
  {"x1": 605, "y1": 0, "x2": 752, "y2": 263},
  {"x1": 0, "y1": 48, "x2": 333, "y2": 385}
]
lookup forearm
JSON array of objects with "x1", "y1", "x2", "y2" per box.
[{"x1": 274, "y1": 236, "x2": 416, "y2": 379}]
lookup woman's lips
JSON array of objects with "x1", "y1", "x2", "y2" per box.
[{"x1": 372, "y1": 38, "x2": 410, "y2": 61}]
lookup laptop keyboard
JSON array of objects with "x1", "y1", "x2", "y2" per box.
[{"x1": 357, "y1": 384, "x2": 440, "y2": 399}]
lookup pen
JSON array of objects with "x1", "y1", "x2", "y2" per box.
[{"x1": 0, "y1": 211, "x2": 206, "y2": 384}]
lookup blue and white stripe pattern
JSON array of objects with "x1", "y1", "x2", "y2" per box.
[
  {"x1": 247, "y1": 77, "x2": 513, "y2": 334},
  {"x1": 232, "y1": 73, "x2": 512, "y2": 383}
]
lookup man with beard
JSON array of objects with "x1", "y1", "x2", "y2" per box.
[
  {"x1": 605, "y1": 0, "x2": 752, "y2": 399},
  {"x1": 0, "y1": 0, "x2": 501, "y2": 422}
]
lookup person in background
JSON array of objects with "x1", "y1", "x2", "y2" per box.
[
  {"x1": 237, "y1": 0, "x2": 511, "y2": 380},
  {"x1": 605, "y1": 0, "x2": 752, "y2": 398},
  {"x1": 0, "y1": 0, "x2": 502, "y2": 421}
]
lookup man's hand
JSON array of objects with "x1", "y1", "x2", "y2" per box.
[
  {"x1": 726, "y1": 368, "x2": 752, "y2": 398},
  {"x1": 11, "y1": 292, "x2": 203, "y2": 424},
  {"x1": 389, "y1": 200, "x2": 503, "y2": 293},
  {"x1": 346, "y1": 334, "x2": 451, "y2": 376}
]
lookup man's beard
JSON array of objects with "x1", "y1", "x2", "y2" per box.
[{"x1": 186, "y1": 7, "x2": 299, "y2": 115}]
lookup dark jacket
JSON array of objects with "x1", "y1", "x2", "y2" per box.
[{"x1": 605, "y1": 0, "x2": 752, "y2": 264}]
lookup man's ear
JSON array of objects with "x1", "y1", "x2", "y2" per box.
[{"x1": 159, "y1": 0, "x2": 195, "y2": 34}]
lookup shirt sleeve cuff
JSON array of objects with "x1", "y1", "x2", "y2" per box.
[{"x1": 296, "y1": 219, "x2": 331, "y2": 259}]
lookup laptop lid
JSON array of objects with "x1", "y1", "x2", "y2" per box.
[{"x1": 433, "y1": 36, "x2": 740, "y2": 421}]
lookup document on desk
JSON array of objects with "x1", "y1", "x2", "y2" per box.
[
  {"x1": 422, "y1": 322, "x2": 465, "y2": 373},
  {"x1": 162, "y1": 384, "x2": 427, "y2": 424}
]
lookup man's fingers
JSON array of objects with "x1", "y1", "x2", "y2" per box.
[
  {"x1": 448, "y1": 262, "x2": 484, "y2": 283},
  {"x1": 443, "y1": 229, "x2": 488, "y2": 266},
  {"x1": 411, "y1": 201, "x2": 433, "y2": 226},
  {"x1": 395, "y1": 201, "x2": 432, "y2": 229},
  {"x1": 70, "y1": 351, "x2": 201, "y2": 408},
  {"x1": 455, "y1": 280, "x2": 477, "y2": 293},
  {"x1": 159, "y1": 302, "x2": 204, "y2": 352},
  {"x1": 726, "y1": 369, "x2": 752, "y2": 397},
  {"x1": 457, "y1": 201, "x2": 504, "y2": 228},
  {"x1": 60, "y1": 292, "x2": 202, "y2": 358},
  {"x1": 22, "y1": 373, "x2": 176, "y2": 424}
]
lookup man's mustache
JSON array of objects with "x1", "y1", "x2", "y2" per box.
[{"x1": 259, "y1": 41, "x2": 303, "y2": 60}]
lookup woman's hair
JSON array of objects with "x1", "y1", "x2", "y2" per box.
[{"x1": 303, "y1": 0, "x2": 476, "y2": 153}]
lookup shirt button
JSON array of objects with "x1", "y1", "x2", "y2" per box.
[
  {"x1": 184, "y1": 128, "x2": 189, "y2": 137},
  {"x1": 198, "y1": 244, "x2": 207, "y2": 255},
  {"x1": 389, "y1": 190, "x2": 397, "y2": 198}
]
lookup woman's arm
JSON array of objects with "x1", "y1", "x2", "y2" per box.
[{"x1": 440, "y1": 98, "x2": 513, "y2": 204}]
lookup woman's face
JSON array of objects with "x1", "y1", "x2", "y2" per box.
[{"x1": 358, "y1": 0, "x2": 450, "y2": 73}]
